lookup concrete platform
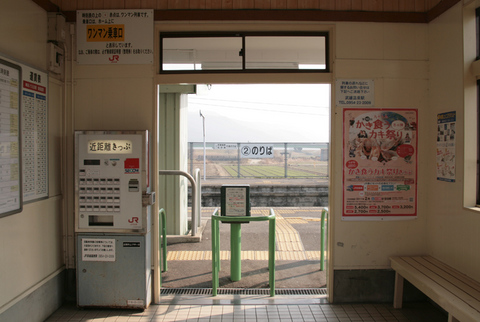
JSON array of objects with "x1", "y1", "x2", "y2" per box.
[{"x1": 161, "y1": 207, "x2": 327, "y2": 290}]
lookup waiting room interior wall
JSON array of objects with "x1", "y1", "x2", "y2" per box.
[
  {"x1": 426, "y1": 2, "x2": 480, "y2": 282},
  {"x1": 0, "y1": 0, "x2": 479, "y2": 317},
  {"x1": 71, "y1": 64, "x2": 157, "y2": 239},
  {"x1": 332, "y1": 21, "x2": 429, "y2": 270},
  {"x1": 0, "y1": 0, "x2": 64, "y2": 319},
  {"x1": 73, "y1": 66, "x2": 155, "y2": 132}
]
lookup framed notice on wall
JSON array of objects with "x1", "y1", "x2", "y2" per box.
[
  {"x1": 343, "y1": 109, "x2": 418, "y2": 220},
  {"x1": 0, "y1": 58, "x2": 22, "y2": 217},
  {"x1": 76, "y1": 9, "x2": 154, "y2": 65},
  {"x1": 1, "y1": 53, "x2": 49, "y2": 206},
  {"x1": 20, "y1": 64, "x2": 48, "y2": 202},
  {"x1": 436, "y1": 111, "x2": 456, "y2": 182}
]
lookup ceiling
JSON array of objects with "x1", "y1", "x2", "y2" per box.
[{"x1": 35, "y1": 0, "x2": 460, "y2": 23}]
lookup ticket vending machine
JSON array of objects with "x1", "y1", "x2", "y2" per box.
[{"x1": 75, "y1": 130, "x2": 154, "y2": 309}]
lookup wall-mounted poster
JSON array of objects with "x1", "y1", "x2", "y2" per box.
[
  {"x1": 436, "y1": 111, "x2": 456, "y2": 182},
  {"x1": 343, "y1": 109, "x2": 418, "y2": 220},
  {"x1": 77, "y1": 9, "x2": 153, "y2": 65},
  {"x1": 0, "y1": 58, "x2": 22, "y2": 218},
  {"x1": 1, "y1": 53, "x2": 49, "y2": 203},
  {"x1": 21, "y1": 65, "x2": 48, "y2": 202},
  {"x1": 336, "y1": 79, "x2": 374, "y2": 107}
]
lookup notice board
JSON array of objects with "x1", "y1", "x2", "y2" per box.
[
  {"x1": 1, "y1": 53, "x2": 49, "y2": 211},
  {"x1": 436, "y1": 111, "x2": 456, "y2": 182},
  {"x1": 0, "y1": 58, "x2": 22, "y2": 217},
  {"x1": 343, "y1": 108, "x2": 418, "y2": 220},
  {"x1": 20, "y1": 62, "x2": 48, "y2": 202},
  {"x1": 76, "y1": 9, "x2": 154, "y2": 65}
]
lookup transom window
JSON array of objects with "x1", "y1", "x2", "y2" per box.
[{"x1": 159, "y1": 32, "x2": 329, "y2": 73}]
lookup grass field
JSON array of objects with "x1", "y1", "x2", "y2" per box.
[{"x1": 223, "y1": 165, "x2": 326, "y2": 178}]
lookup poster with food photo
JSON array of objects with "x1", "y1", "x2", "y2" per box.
[{"x1": 343, "y1": 109, "x2": 418, "y2": 220}]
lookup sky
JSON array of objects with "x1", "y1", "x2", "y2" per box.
[{"x1": 187, "y1": 84, "x2": 330, "y2": 143}]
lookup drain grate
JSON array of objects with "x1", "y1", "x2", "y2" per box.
[{"x1": 160, "y1": 288, "x2": 327, "y2": 296}]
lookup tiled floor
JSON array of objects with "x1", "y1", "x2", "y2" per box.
[
  {"x1": 45, "y1": 301, "x2": 447, "y2": 322},
  {"x1": 49, "y1": 206, "x2": 447, "y2": 321}
]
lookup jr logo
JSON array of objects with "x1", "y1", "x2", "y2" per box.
[
  {"x1": 109, "y1": 55, "x2": 120, "y2": 63},
  {"x1": 128, "y1": 217, "x2": 139, "y2": 224}
]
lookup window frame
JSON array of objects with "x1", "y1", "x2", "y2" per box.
[
  {"x1": 476, "y1": 8, "x2": 480, "y2": 206},
  {"x1": 477, "y1": 7, "x2": 480, "y2": 60},
  {"x1": 477, "y1": 79, "x2": 480, "y2": 206},
  {"x1": 159, "y1": 31, "x2": 330, "y2": 74}
]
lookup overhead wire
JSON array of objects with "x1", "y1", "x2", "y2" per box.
[{"x1": 188, "y1": 97, "x2": 329, "y2": 116}]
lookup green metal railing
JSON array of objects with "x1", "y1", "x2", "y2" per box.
[
  {"x1": 160, "y1": 207, "x2": 326, "y2": 293},
  {"x1": 320, "y1": 207, "x2": 328, "y2": 271},
  {"x1": 159, "y1": 208, "x2": 168, "y2": 273},
  {"x1": 211, "y1": 208, "x2": 276, "y2": 297}
]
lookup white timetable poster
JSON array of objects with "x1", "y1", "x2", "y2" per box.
[
  {"x1": 0, "y1": 58, "x2": 22, "y2": 217},
  {"x1": 21, "y1": 66, "x2": 48, "y2": 202},
  {"x1": 1, "y1": 53, "x2": 49, "y2": 205}
]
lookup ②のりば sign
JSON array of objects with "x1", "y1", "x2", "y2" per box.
[{"x1": 240, "y1": 144, "x2": 274, "y2": 159}]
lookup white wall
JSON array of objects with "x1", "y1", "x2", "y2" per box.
[
  {"x1": 331, "y1": 22, "x2": 430, "y2": 269},
  {"x1": 71, "y1": 64, "x2": 157, "y2": 238},
  {"x1": 427, "y1": 2, "x2": 480, "y2": 281},
  {"x1": 0, "y1": 0, "x2": 64, "y2": 317},
  {"x1": 1, "y1": 1, "x2": 479, "y2": 316}
]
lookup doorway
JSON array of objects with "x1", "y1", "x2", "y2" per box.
[{"x1": 158, "y1": 84, "x2": 330, "y2": 294}]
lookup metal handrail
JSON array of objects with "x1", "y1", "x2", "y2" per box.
[
  {"x1": 320, "y1": 207, "x2": 328, "y2": 271},
  {"x1": 194, "y1": 168, "x2": 202, "y2": 233},
  {"x1": 211, "y1": 208, "x2": 276, "y2": 297},
  {"x1": 158, "y1": 169, "x2": 200, "y2": 236},
  {"x1": 159, "y1": 208, "x2": 168, "y2": 272}
]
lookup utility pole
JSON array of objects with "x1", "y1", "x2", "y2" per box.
[{"x1": 199, "y1": 110, "x2": 206, "y2": 180}]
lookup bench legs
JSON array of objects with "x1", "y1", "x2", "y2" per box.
[
  {"x1": 393, "y1": 272, "x2": 404, "y2": 309},
  {"x1": 394, "y1": 272, "x2": 460, "y2": 322}
]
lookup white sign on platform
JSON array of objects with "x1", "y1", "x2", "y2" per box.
[
  {"x1": 77, "y1": 9, "x2": 153, "y2": 65},
  {"x1": 240, "y1": 144, "x2": 274, "y2": 159},
  {"x1": 214, "y1": 143, "x2": 237, "y2": 150},
  {"x1": 225, "y1": 188, "x2": 248, "y2": 216},
  {"x1": 336, "y1": 79, "x2": 374, "y2": 107}
]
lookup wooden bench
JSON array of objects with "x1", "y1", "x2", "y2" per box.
[{"x1": 390, "y1": 256, "x2": 480, "y2": 322}]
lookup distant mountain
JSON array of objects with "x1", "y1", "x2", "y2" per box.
[{"x1": 188, "y1": 109, "x2": 313, "y2": 143}]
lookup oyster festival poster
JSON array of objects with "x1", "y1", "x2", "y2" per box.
[{"x1": 343, "y1": 109, "x2": 418, "y2": 220}]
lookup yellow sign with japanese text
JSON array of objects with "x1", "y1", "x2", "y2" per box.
[{"x1": 86, "y1": 24, "x2": 125, "y2": 42}]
